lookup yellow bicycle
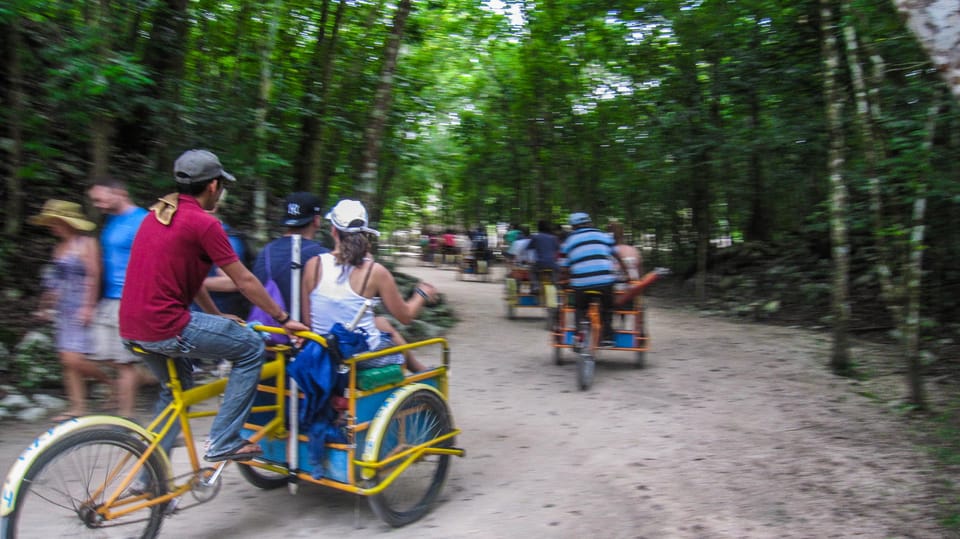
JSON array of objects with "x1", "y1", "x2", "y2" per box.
[{"x1": 0, "y1": 327, "x2": 463, "y2": 538}]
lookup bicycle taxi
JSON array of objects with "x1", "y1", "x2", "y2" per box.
[
  {"x1": 1, "y1": 320, "x2": 463, "y2": 537},
  {"x1": 551, "y1": 270, "x2": 664, "y2": 390},
  {"x1": 503, "y1": 264, "x2": 558, "y2": 327},
  {"x1": 457, "y1": 247, "x2": 491, "y2": 282}
]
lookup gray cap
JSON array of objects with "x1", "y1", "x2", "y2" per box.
[{"x1": 173, "y1": 149, "x2": 236, "y2": 184}]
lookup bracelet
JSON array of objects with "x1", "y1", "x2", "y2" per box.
[
  {"x1": 276, "y1": 312, "x2": 291, "y2": 325},
  {"x1": 414, "y1": 287, "x2": 430, "y2": 302}
]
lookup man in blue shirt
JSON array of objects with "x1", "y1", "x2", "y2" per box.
[
  {"x1": 560, "y1": 212, "x2": 625, "y2": 346},
  {"x1": 251, "y1": 192, "x2": 331, "y2": 314},
  {"x1": 88, "y1": 177, "x2": 150, "y2": 417},
  {"x1": 527, "y1": 219, "x2": 560, "y2": 291}
]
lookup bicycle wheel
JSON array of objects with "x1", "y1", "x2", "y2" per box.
[
  {"x1": 577, "y1": 355, "x2": 595, "y2": 390},
  {"x1": 577, "y1": 320, "x2": 595, "y2": 390},
  {"x1": 237, "y1": 462, "x2": 287, "y2": 490},
  {"x1": 3, "y1": 427, "x2": 168, "y2": 539},
  {"x1": 365, "y1": 388, "x2": 452, "y2": 527}
]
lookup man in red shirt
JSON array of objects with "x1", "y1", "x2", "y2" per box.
[{"x1": 120, "y1": 149, "x2": 308, "y2": 462}]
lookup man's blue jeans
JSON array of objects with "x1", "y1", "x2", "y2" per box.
[{"x1": 127, "y1": 312, "x2": 265, "y2": 457}]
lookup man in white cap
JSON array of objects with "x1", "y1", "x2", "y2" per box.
[
  {"x1": 301, "y1": 199, "x2": 437, "y2": 373},
  {"x1": 120, "y1": 149, "x2": 309, "y2": 461}
]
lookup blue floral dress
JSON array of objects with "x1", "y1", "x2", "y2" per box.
[{"x1": 44, "y1": 241, "x2": 95, "y2": 353}]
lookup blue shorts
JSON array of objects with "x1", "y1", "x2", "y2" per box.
[{"x1": 357, "y1": 334, "x2": 404, "y2": 369}]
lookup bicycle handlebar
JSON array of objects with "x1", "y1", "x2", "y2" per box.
[{"x1": 248, "y1": 323, "x2": 329, "y2": 347}]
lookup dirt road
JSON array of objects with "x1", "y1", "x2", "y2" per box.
[{"x1": 0, "y1": 260, "x2": 948, "y2": 538}]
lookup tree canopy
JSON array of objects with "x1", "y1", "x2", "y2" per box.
[{"x1": 1, "y1": 1, "x2": 958, "y2": 391}]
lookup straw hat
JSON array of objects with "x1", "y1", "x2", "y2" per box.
[{"x1": 29, "y1": 199, "x2": 96, "y2": 231}]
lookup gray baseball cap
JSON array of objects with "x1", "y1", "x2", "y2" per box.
[{"x1": 173, "y1": 149, "x2": 236, "y2": 184}]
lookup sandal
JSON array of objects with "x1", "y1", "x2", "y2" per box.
[{"x1": 204, "y1": 440, "x2": 262, "y2": 462}]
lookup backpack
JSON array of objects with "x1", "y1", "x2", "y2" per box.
[{"x1": 247, "y1": 244, "x2": 290, "y2": 345}]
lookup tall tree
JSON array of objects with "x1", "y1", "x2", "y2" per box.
[
  {"x1": 356, "y1": 0, "x2": 413, "y2": 222},
  {"x1": 893, "y1": 0, "x2": 960, "y2": 100},
  {"x1": 88, "y1": 0, "x2": 113, "y2": 179},
  {"x1": 127, "y1": 0, "x2": 188, "y2": 172},
  {"x1": 292, "y1": 0, "x2": 334, "y2": 193},
  {"x1": 821, "y1": 0, "x2": 851, "y2": 373},
  {"x1": 3, "y1": 10, "x2": 25, "y2": 236},
  {"x1": 251, "y1": 0, "x2": 283, "y2": 242}
]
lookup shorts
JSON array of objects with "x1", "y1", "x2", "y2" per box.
[
  {"x1": 92, "y1": 299, "x2": 139, "y2": 364},
  {"x1": 357, "y1": 334, "x2": 405, "y2": 370}
]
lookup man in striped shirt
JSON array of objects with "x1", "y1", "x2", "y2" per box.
[{"x1": 560, "y1": 212, "x2": 626, "y2": 346}]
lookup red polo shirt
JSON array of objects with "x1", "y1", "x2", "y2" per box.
[{"x1": 119, "y1": 195, "x2": 239, "y2": 341}]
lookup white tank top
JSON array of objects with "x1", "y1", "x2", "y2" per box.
[{"x1": 309, "y1": 253, "x2": 381, "y2": 349}]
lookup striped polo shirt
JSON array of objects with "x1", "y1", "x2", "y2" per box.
[{"x1": 560, "y1": 227, "x2": 617, "y2": 289}]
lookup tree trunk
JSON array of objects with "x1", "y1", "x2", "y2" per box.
[
  {"x1": 88, "y1": 0, "x2": 113, "y2": 179},
  {"x1": 893, "y1": 0, "x2": 960, "y2": 100},
  {"x1": 4, "y1": 15, "x2": 25, "y2": 236},
  {"x1": 293, "y1": 0, "x2": 332, "y2": 192},
  {"x1": 318, "y1": 0, "x2": 385, "y2": 205},
  {"x1": 355, "y1": 0, "x2": 413, "y2": 219},
  {"x1": 744, "y1": 89, "x2": 769, "y2": 242},
  {"x1": 131, "y1": 0, "x2": 189, "y2": 172},
  {"x1": 903, "y1": 100, "x2": 938, "y2": 409},
  {"x1": 306, "y1": 0, "x2": 346, "y2": 200},
  {"x1": 89, "y1": 120, "x2": 114, "y2": 179},
  {"x1": 744, "y1": 25, "x2": 770, "y2": 243},
  {"x1": 252, "y1": 0, "x2": 283, "y2": 243},
  {"x1": 822, "y1": 0, "x2": 852, "y2": 374},
  {"x1": 905, "y1": 187, "x2": 927, "y2": 408}
]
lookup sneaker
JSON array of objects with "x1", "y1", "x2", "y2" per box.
[
  {"x1": 126, "y1": 478, "x2": 149, "y2": 496},
  {"x1": 164, "y1": 496, "x2": 181, "y2": 515}
]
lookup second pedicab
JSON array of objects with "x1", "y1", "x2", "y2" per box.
[
  {"x1": 504, "y1": 266, "x2": 558, "y2": 328},
  {"x1": 457, "y1": 249, "x2": 492, "y2": 282}
]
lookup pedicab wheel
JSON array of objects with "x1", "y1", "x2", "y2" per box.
[
  {"x1": 237, "y1": 461, "x2": 287, "y2": 490},
  {"x1": 3, "y1": 427, "x2": 168, "y2": 539},
  {"x1": 364, "y1": 387, "x2": 453, "y2": 527},
  {"x1": 576, "y1": 321, "x2": 594, "y2": 390},
  {"x1": 635, "y1": 350, "x2": 646, "y2": 369},
  {"x1": 577, "y1": 354, "x2": 595, "y2": 391}
]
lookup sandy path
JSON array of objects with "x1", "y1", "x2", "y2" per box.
[{"x1": 0, "y1": 259, "x2": 946, "y2": 538}]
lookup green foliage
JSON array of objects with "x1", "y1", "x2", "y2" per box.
[
  {"x1": 1, "y1": 0, "x2": 957, "y2": 356},
  {"x1": 4, "y1": 331, "x2": 60, "y2": 390}
]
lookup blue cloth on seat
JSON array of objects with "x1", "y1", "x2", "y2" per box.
[{"x1": 287, "y1": 323, "x2": 369, "y2": 478}]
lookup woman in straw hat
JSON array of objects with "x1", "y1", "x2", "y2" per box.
[{"x1": 30, "y1": 199, "x2": 112, "y2": 421}]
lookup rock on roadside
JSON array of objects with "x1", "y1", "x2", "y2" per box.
[{"x1": 0, "y1": 384, "x2": 66, "y2": 423}]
